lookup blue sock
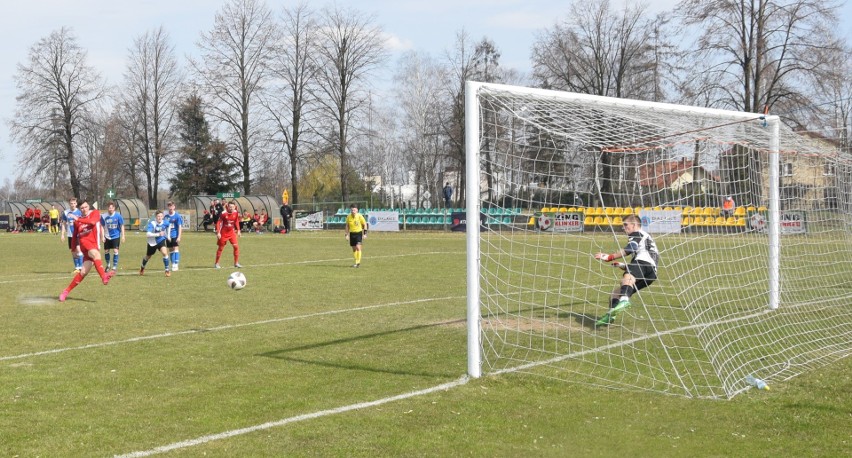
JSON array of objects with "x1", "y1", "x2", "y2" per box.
[
  {"x1": 163, "y1": 256, "x2": 170, "y2": 270},
  {"x1": 113, "y1": 254, "x2": 119, "y2": 269},
  {"x1": 141, "y1": 258, "x2": 149, "y2": 268},
  {"x1": 174, "y1": 252, "x2": 180, "y2": 265},
  {"x1": 105, "y1": 253, "x2": 111, "y2": 266},
  {"x1": 74, "y1": 255, "x2": 83, "y2": 269}
]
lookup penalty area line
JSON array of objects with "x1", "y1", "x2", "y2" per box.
[{"x1": 115, "y1": 376, "x2": 469, "y2": 457}]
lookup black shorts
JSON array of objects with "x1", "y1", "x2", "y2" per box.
[
  {"x1": 166, "y1": 238, "x2": 179, "y2": 248},
  {"x1": 104, "y1": 238, "x2": 121, "y2": 250},
  {"x1": 146, "y1": 241, "x2": 166, "y2": 257},
  {"x1": 626, "y1": 261, "x2": 657, "y2": 291},
  {"x1": 349, "y1": 232, "x2": 363, "y2": 247}
]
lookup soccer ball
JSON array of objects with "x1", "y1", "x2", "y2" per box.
[{"x1": 227, "y1": 271, "x2": 247, "y2": 290}]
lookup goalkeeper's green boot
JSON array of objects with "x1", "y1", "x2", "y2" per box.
[
  {"x1": 595, "y1": 312, "x2": 615, "y2": 327},
  {"x1": 611, "y1": 299, "x2": 631, "y2": 318}
]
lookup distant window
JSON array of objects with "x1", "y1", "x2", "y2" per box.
[
  {"x1": 782, "y1": 163, "x2": 793, "y2": 177},
  {"x1": 824, "y1": 162, "x2": 835, "y2": 176}
]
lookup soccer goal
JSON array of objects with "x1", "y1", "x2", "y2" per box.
[{"x1": 464, "y1": 81, "x2": 852, "y2": 398}]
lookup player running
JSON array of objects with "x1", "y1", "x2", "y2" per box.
[
  {"x1": 140, "y1": 210, "x2": 171, "y2": 277},
  {"x1": 100, "y1": 202, "x2": 125, "y2": 271},
  {"x1": 593, "y1": 214, "x2": 659, "y2": 326},
  {"x1": 215, "y1": 200, "x2": 242, "y2": 269},
  {"x1": 59, "y1": 200, "x2": 115, "y2": 302},
  {"x1": 163, "y1": 201, "x2": 184, "y2": 271}
]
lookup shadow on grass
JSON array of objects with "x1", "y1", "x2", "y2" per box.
[{"x1": 258, "y1": 319, "x2": 465, "y2": 378}]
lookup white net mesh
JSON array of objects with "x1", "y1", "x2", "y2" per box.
[{"x1": 472, "y1": 84, "x2": 852, "y2": 398}]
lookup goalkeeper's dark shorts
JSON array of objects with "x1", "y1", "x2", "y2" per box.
[{"x1": 626, "y1": 261, "x2": 656, "y2": 290}]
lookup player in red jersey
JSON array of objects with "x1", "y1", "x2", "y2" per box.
[
  {"x1": 215, "y1": 200, "x2": 242, "y2": 269},
  {"x1": 59, "y1": 200, "x2": 115, "y2": 302}
]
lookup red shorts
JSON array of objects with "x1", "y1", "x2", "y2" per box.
[
  {"x1": 79, "y1": 242, "x2": 99, "y2": 262},
  {"x1": 218, "y1": 232, "x2": 238, "y2": 246}
]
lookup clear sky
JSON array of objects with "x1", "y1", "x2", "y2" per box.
[{"x1": 1, "y1": 0, "x2": 847, "y2": 188}]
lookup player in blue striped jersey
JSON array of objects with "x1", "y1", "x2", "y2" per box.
[
  {"x1": 163, "y1": 201, "x2": 184, "y2": 271},
  {"x1": 100, "y1": 202, "x2": 126, "y2": 271},
  {"x1": 140, "y1": 210, "x2": 171, "y2": 277},
  {"x1": 60, "y1": 197, "x2": 84, "y2": 272}
]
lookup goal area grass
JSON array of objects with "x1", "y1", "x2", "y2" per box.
[{"x1": 0, "y1": 230, "x2": 849, "y2": 456}]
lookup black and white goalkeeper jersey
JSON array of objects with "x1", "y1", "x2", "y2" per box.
[{"x1": 624, "y1": 229, "x2": 659, "y2": 270}]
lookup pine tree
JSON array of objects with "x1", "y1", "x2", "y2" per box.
[{"x1": 170, "y1": 94, "x2": 237, "y2": 201}]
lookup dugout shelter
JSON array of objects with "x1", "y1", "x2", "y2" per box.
[{"x1": 189, "y1": 195, "x2": 278, "y2": 231}]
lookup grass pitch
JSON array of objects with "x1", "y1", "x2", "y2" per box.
[{"x1": 0, "y1": 230, "x2": 849, "y2": 456}]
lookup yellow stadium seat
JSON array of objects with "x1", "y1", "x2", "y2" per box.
[
  {"x1": 747, "y1": 206, "x2": 756, "y2": 212},
  {"x1": 653, "y1": 206, "x2": 662, "y2": 211},
  {"x1": 584, "y1": 216, "x2": 595, "y2": 226},
  {"x1": 559, "y1": 207, "x2": 568, "y2": 213},
  {"x1": 568, "y1": 207, "x2": 576, "y2": 212},
  {"x1": 612, "y1": 216, "x2": 623, "y2": 226},
  {"x1": 593, "y1": 216, "x2": 605, "y2": 225},
  {"x1": 541, "y1": 207, "x2": 550, "y2": 213},
  {"x1": 702, "y1": 207, "x2": 714, "y2": 216},
  {"x1": 604, "y1": 207, "x2": 615, "y2": 216},
  {"x1": 734, "y1": 206, "x2": 746, "y2": 216},
  {"x1": 634, "y1": 207, "x2": 642, "y2": 215},
  {"x1": 725, "y1": 217, "x2": 737, "y2": 225},
  {"x1": 736, "y1": 217, "x2": 746, "y2": 226},
  {"x1": 622, "y1": 207, "x2": 633, "y2": 216},
  {"x1": 682, "y1": 216, "x2": 691, "y2": 226},
  {"x1": 682, "y1": 206, "x2": 692, "y2": 215},
  {"x1": 689, "y1": 207, "x2": 702, "y2": 216},
  {"x1": 592, "y1": 207, "x2": 604, "y2": 215},
  {"x1": 584, "y1": 207, "x2": 594, "y2": 215},
  {"x1": 664, "y1": 207, "x2": 673, "y2": 211},
  {"x1": 692, "y1": 216, "x2": 704, "y2": 225},
  {"x1": 714, "y1": 216, "x2": 726, "y2": 225},
  {"x1": 757, "y1": 206, "x2": 767, "y2": 212},
  {"x1": 528, "y1": 217, "x2": 536, "y2": 225},
  {"x1": 674, "y1": 206, "x2": 682, "y2": 212}
]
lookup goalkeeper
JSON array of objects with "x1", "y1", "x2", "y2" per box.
[{"x1": 593, "y1": 214, "x2": 659, "y2": 326}]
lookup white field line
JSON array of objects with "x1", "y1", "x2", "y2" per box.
[
  {"x1": 114, "y1": 376, "x2": 470, "y2": 458},
  {"x1": 0, "y1": 295, "x2": 464, "y2": 362}
]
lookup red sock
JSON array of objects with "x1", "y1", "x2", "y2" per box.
[
  {"x1": 93, "y1": 259, "x2": 107, "y2": 281},
  {"x1": 233, "y1": 245, "x2": 240, "y2": 264},
  {"x1": 66, "y1": 273, "x2": 84, "y2": 292}
]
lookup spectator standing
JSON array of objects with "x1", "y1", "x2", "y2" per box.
[
  {"x1": 280, "y1": 202, "x2": 293, "y2": 234},
  {"x1": 442, "y1": 182, "x2": 453, "y2": 208},
  {"x1": 721, "y1": 196, "x2": 735, "y2": 218}
]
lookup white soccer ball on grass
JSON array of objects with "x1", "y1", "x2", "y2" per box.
[{"x1": 227, "y1": 271, "x2": 247, "y2": 290}]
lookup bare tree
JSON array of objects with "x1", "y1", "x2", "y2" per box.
[
  {"x1": 531, "y1": 0, "x2": 666, "y2": 99},
  {"x1": 122, "y1": 26, "x2": 182, "y2": 207},
  {"x1": 676, "y1": 0, "x2": 843, "y2": 113},
  {"x1": 9, "y1": 27, "x2": 106, "y2": 199},
  {"x1": 264, "y1": 1, "x2": 322, "y2": 205},
  {"x1": 394, "y1": 51, "x2": 447, "y2": 207},
  {"x1": 312, "y1": 5, "x2": 388, "y2": 203},
  {"x1": 193, "y1": 0, "x2": 278, "y2": 195},
  {"x1": 440, "y1": 30, "x2": 479, "y2": 207}
]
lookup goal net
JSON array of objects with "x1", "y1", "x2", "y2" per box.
[{"x1": 464, "y1": 82, "x2": 852, "y2": 399}]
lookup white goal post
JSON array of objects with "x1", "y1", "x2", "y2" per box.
[{"x1": 465, "y1": 81, "x2": 851, "y2": 398}]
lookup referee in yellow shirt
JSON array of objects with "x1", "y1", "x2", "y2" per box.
[{"x1": 344, "y1": 204, "x2": 369, "y2": 268}]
